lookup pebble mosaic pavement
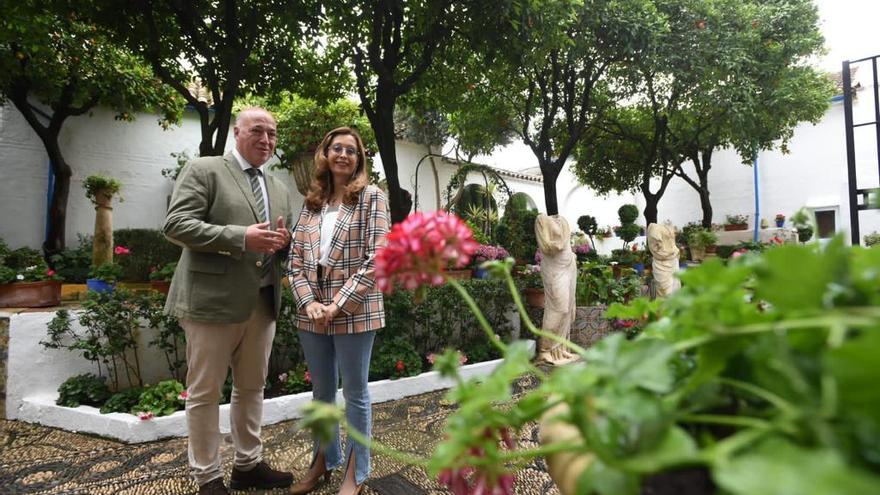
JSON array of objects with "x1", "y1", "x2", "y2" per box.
[{"x1": 0, "y1": 376, "x2": 559, "y2": 495}]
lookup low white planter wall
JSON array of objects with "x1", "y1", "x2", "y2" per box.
[{"x1": 4, "y1": 309, "x2": 533, "y2": 443}]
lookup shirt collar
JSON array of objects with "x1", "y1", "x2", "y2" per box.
[{"x1": 232, "y1": 148, "x2": 264, "y2": 174}]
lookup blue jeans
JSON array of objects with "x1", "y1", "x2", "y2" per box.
[{"x1": 298, "y1": 330, "x2": 375, "y2": 484}]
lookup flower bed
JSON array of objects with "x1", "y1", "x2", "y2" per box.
[{"x1": 4, "y1": 308, "x2": 532, "y2": 442}]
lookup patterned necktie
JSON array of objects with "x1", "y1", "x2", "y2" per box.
[
  {"x1": 244, "y1": 168, "x2": 268, "y2": 223},
  {"x1": 245, "y1": 168, "x2": 272, "y2": 280}
]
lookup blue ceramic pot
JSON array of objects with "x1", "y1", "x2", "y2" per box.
[
  {"x1": 473, "y1": 267, "x2": 489, "y2": 279},
  {"x1": 634, "y1": 263, "x2": 644, "y2": 275},
  {"x1": 86, "y1": 278, "x2": 116, "y2": 294}
]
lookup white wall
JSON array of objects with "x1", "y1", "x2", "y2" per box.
[
  {"x1": 0, "y1": 105, "x2": 303, "y2": 250},
  {"x1": 650, "y1": 72, "x2": 880, "y2": 243}
]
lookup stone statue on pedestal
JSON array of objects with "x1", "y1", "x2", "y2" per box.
[
  {"x1": 535, "y1": 214, "x2": 577, "y2": 365},
  {"x1": 647, "y1": 223, "x2": 681, "y2": 297}
]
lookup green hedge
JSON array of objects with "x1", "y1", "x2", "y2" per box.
[{"x1": 114, "y1": 229, "x2": 181, "y2": 282}]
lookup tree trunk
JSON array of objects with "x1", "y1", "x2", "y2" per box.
[
  {"x1": 372, "y1": 100, "x2": 410, "y2": 223},
  {"x1": 699, "y1": 188, "x2": 713, "y2": 229},
  {"x1": 642, "y1": 193, "x2": 659, "y2": 225},
  {"x1": 9, "y1": 94, "x2": 71, "y2": 256},
  {"x1": 43, "y1": 138, "x2": 72, "y2": 257},
  {"x1": 541, "y1": 161, "x2": 562, "y2": 216}
]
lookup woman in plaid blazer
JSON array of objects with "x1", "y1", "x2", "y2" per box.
[{"x1": 287, "y1": 127, "x2": 389, "y2": 495}]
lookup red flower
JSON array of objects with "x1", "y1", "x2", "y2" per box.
[
  {"x1": 395, "y1": 359, "x2": 405, "y2": 372},
  {"x1": 375, "y1": 211, "x2": 479, "y2": 293},
  {"x1": 304, "y1": 371, "x2": 311, "y2": 384},
  {"x1": 46, "y1": 269, "x2": 56, "y2": 277},
  {"x1": 114, "y1": 245, "x2": 131, "y2": 256}
]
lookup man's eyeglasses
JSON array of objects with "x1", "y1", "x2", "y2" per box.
[{"x1": 329, "y1": 144, "x2": 358, "y2": 157}]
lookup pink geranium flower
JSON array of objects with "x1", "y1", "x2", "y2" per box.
[
  {"x1": 304, "y1": 371, "x2": 311, "y2": 384},
  {"x1": 177, "y1": 390, "x2": 188, "y2": 401},
  {"x1": 114, "y1": 245, "x2": 131, "y2": 255},
  {"x1": 375, "y1": 211, "x2": 479, "y2": 293},
  {"x1": 137, "y1": 411, "x2": 154, "y2": 421}
]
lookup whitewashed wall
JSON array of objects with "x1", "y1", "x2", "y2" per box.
[
  {"x1": 647, "y1": 73, "x2": 880, "y2": 244},
  {"x1": 0, "y1": 105, "x2": 303, "y2": 250}
]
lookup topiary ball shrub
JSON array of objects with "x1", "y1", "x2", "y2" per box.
[
  {"x1": 617, "y1": 204, "x2": 639, "y2": 224},
  {"x1": 577, "y1": 215, "x2": 598, "y2": 236}
]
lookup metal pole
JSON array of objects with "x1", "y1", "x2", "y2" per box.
[
  {"x1": 842, "y1": 60, "x2": 860, "y2": 245},
  {"x1": 753, "y1": 151, "x2": 760, "y2": 242}
]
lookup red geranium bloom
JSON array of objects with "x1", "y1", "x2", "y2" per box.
[
  {"x1": 114, "y1": 245, "x2": 131, "y2": 256},
  {"x1": 46, "y1": 269, "x2": 55, "y2": 277},
  {"x1": 395, "y1": 359, "x2": 405, "y2": 372},
  {"x1": 304, "y1": 371, "x2": 311, "y2": 384},
  {"x1": 375, "y1": 211, "x2": 479, "y2": 293}
]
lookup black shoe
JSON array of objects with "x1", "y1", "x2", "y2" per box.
[
  {"x1": 230, "y1": 461, "x2": 294, "y2": 490},
  {"x1": 198, "y1": 478, "x2": 230, "y2": 495}
]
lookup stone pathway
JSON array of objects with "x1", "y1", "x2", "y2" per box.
[{"x1": 0, "y1": 378, "x2": 558, "y2": 494}]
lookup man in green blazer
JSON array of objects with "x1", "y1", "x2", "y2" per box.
[{"x1": 164, "y1": 107, "x2": 294, "y2": 495}]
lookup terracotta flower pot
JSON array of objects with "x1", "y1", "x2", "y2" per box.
[
  {"x1": 724, "y1": 223, "x2": 748, "y2": 231},
  {"x1": 523, "y1": 287, "x2": 544, "y2": 308},
  {"x1": 0, "y1": 280, "x2": 62, "y2": 308},
  {"x1": 150, "y1": 280, "x2": 171, "y2": 294}
]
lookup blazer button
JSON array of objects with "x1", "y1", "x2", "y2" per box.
[{"x1": 256, "y1": 260, "x2": 263, "y2": 267}]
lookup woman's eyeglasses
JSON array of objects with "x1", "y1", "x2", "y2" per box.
[{"x1": 329, "y1": 144, "x2": 358, "y2": 156}]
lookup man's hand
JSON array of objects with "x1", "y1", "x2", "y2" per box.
[
  {"x1": 245, "y1": 221, "x2": 287, "y2": 254},
  {"x1": 275, "y1": 216, "x2": 291, "y2": 248}
]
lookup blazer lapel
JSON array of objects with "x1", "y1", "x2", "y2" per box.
[
  {"x1": 326, "y1": 199, "x2": 356, "y2": 269},
  {"x1": 222, "y1": 153, "x2": 261, "y2": 222},
  {"x1": 308, "y1": 208, "x2": 322, "y2": 260}
]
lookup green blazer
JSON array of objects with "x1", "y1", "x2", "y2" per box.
[{"x1": 163, "y1": 152, "x2": 294, "y2": 323}]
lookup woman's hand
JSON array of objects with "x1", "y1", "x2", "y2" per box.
[
  {"x1": 305, "y1": 301, "x2": 325, "y2": 324},
  {"x1": 320, "y1": 303, "x2": 340, "y2": 326}
]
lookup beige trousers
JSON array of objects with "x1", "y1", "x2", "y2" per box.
[{"x1": 181, "y1": 289, "x2": 276, "y2": 486}]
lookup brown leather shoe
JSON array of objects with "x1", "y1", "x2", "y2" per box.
[
  {"x1": 289, "y1": 453, "x2": 332, "y2": 495},
  {"x1": 198, "y1": 478, "x2": 230, "y2": 495},
  {"x1": 230, "y1": 461, "x2": 294, "y2": 490}
]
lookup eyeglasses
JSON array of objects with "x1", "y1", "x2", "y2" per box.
[{"x1": 329, "y1": 144, "x2": 358, "y2": 157}]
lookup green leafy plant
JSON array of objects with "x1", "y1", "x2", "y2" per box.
[
  {"x1": 0, "y1": 245, "x2": 61, "y2": 284},
  {"x1": 687, "y1": 228, "x2": 718, "y2": 250},
  {"x1": 865, "y1": 231, "x2": 880, "y2": 247},
  {"x1": 272, "y1": 93, "x2": 376, "y2": 168},
  {"x1": 132, "y1": 379, "x2": 186, "y2": 417},
  {"x1": 114, "y1": 228, "x2": 181, "y2": 282},
  {"x1": 48, "y1": 234, "x2": 92, "y2": 283},
  {"x1": 615, "y1": 204, "x2": 641, "y2": 248},
  {"x1": 100, "y1": 387, "x2": 144, "y2": 414},
  {"x1": 576, "y1": 261, "x2": 641, "y2": 306},
  {"x1": 148, "y1": 261, "x2": 177, "y2": 282},
  {"x1": 302, "y1": 210, "x2": 880, "y2": 494},
  {"x1": 140, "y1": 291, "x2": 186, "y2": 382},
  {"x1": 162, "y1": 150, "x2": 191, "y2": 182},
  {"x1": 370, "y1": 335, "x2": 422, "y2": 380},
  {"x1": 56, "y1": 373, "x2": 112, "y2": 408},
  {"x1": 617, "y1": 204, "x2": 639, "y2": 224},
  {"x1": 43, "y1": 289, "x2": 153, "y2": 390},
  {"x1": 725, "y1": 213, "x2": 749, "y2": 225},
  {"x1": 83, "y1": 174, "x2": 122, "y2": 206},
  {"x1": 88, "y1": 262, "x2": 123, "y2": 283},
  {"x1": 280, "y1": 363, "x2": 312, "y2": 395}
]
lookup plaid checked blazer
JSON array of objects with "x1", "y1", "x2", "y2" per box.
[{"x1": 288, "y1": 185, "x2": 389, "y2": 334}]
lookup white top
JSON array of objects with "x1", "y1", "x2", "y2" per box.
[{"x1": 319, "y1": 206, "x2": 339, "y2": 267}]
